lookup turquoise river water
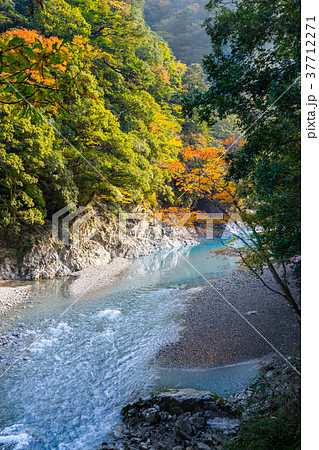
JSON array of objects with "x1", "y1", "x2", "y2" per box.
[{"x1": 0, "y1": 242, "x2": 259, "y2": 449}]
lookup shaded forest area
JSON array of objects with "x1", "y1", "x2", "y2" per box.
[{"x1": 144, "y1": 0, "x2": 212, "y2": 65}]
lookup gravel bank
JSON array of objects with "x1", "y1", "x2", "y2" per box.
[
  {"x1": 0, "y1": 257, "x2": 131, "y2": 316},
  {"x1": 0, "y1": 284, "x2": 32, "y2": 316},
  {"x1": 67, "y1": 257, "x2": 131, "y2": 298},
  {"x1": 157, "y1": 269, "x2": 301, "y2": 368}
]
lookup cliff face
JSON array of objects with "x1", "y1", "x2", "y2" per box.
[{"x1": 0, "y1": 212, "x2": 196, "y2": 281}]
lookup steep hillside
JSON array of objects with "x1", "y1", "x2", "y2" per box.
[{"x1": 144, "y1": 0, "x2": 212, "y2": 65}]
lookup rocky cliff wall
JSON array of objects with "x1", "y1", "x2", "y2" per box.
[{"x1": 0, "y1": 212, "x2": 196, "y2": 281}]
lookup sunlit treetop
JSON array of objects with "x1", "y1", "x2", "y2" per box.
[{"x1": 0, "y1": 28, "x2": 72, "y2": 117}]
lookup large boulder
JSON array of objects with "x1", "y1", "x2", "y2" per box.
[{"x1": 104, "y1": 389, "x2": 239, "y2": 450}]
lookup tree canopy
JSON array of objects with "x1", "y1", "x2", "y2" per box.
[{"x1": 0, "y1": 0, "x2": 198, "y2": 237}]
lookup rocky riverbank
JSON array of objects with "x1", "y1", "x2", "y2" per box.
[
  {"x1": 0, "y1": 210, "x2": 196, "y2": 315},
  {"x1": 99, "y1": 355, "x2": 300, "y2": 450},
  {"x1": 0, "y1": 284, "x2": 33, "y2": 316},
  {"x1": 97, "y1": 267, "x2": 301, "y2": 449},
  {"x1": 101, "y1": 389, "x2": 240, "y2": 450}
]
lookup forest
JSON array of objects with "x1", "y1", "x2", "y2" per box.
[
  {"x1": 0, "y1": 0, "x2": 236, "y2": 236},
  {"x1": 144, "y1": 0, "x2": 213, "y2": 65}
]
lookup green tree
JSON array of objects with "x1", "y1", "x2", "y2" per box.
[
  {"x1": 35, "y1": 0, "x2": 91, "y2": 39},
  {"x1": 0, "y1": 104, "x2": 77, "y2": 235},
  {"x1": 1, "y1": 0, "x2": 234, "y2": 244},
  {"x1": 0, "y1": 0, "x2": 28, "y2": 32},
  {"x1": 186, "y1": 0, "x2": 301, "y2": 323}
]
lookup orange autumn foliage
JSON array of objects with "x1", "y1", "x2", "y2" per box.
[
  {"x1": 223, "y1": 135, "x2": 245, "y2": 150},
  {"x1": 157, "y1": 207, "x2": 199, "y2": 226},
  {"x1": 162, "y1": 141, "x2": 240, "y2": 205},
  {"x1": 151, "y1": 65, "x2": 171, "y2": 85},
  {"x1": 1, "y1": 29, "x2": 70, "y2": 87}
]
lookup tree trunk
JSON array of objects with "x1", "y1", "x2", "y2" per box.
[{"x1": 266, "y1": 259, "x2": 301, "y2": 326}]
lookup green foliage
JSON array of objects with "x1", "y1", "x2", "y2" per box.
[
  {"x1": 0, "y1": 0, "x2": 245, "y2": 246},
  {"x1": 0, "y1": 0, "x2": 28, "y2": 32},
  {"x1": 209, "y1": 115, "x2": 240, "y2": 144},
  {"x1": 227, "y1": 414, "x2": 300, "y2": 449},
  {"x1": 188, "y1": 0, "x2": 300, "y2": 278},
  {"x1": 36, "y1": 0, "x2": 91, "y2": 39},
  {"x1": 0, "y1": 104, "x2": 77, "y2": 235}
]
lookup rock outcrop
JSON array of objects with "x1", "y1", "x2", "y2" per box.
[
  {"x1": 0, "y1": 212, "x2": 196, "y2": 281},
  {"x1": 100, "y1": 389, "x2": 240, "y2": 450}
]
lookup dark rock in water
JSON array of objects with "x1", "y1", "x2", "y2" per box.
[
  {"x1": 190, "y1": 413, "x2": 205, "y2": 430},
  {"x1": 142, "y1": 407, "x2": 159, "y2": 425},
  {"x1": 99, "y1": 356, "x2": 300, "y2": 450}
]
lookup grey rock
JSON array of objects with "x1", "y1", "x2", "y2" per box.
[
  {"x1": 159, "y1": 411, "x2": 170, "y2": 421},
  {"x1": 174, "y1": 418, "x2": 193, "y2": 442},
  {"x1": 0, "y1": 212, "x2": 196, "y2": 282},
  {"x1": 190, "y1": 415, "x2": 205, "y2": 429},
  {"x1": 157, "y1": 389, "x2": 218, "y2": 403},
  {"x1": 207, "y1": 417, "x2": 239, "y2": 435},
  {"x1": 142, "y1": 408, "x2": 159, "y2": 425},
  {"x1": 197, "y1": 444, "x2": 211, "y2": 450},
  {"x1": 113, "y1": 428, "x2": 124, "y2": 439},
  {"x1": 246, "y1": 310, "x2": 258, "y2": 315}
]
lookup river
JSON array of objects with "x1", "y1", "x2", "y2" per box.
[{"x1": 0, "y1": 242, "x2": 259, "y2": 449}]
